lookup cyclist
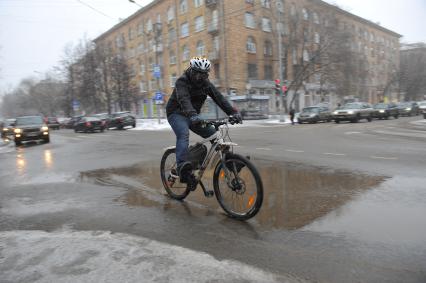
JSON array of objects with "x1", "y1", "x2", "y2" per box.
[{"x1": 166, "y1": 57, "x2": 242, "y2": 187}]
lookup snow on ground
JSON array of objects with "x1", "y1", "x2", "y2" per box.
[
  {"x1": 130, "y1": 116, "x2": 294, "y2": 132},
  {"x1": 0, "y1": 230, "x2": 299, "y2": 283}
]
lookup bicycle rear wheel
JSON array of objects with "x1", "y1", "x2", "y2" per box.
[
  {"x1": 213, "y1": 153, "x2": 263, "y2": 220},
  {"x1": 160, "y1": 148, "x2": 190, "y2": 200}
]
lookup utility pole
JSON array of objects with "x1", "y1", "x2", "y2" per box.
[{"x1": 276, "y1": 0, "x2": 285, "y2": 122}]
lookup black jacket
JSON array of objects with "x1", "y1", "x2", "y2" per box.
[{"x1": 166, "y1": 70, "x2": 235, "y2": 117}]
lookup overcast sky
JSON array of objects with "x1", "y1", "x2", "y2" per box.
[{"x1": 0, "y1": 0, "x2": 425, "y2": 92}]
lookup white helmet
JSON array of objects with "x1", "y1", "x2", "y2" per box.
[{"x1": 189, "y1": 57, "x2": 211, "y2": 73}]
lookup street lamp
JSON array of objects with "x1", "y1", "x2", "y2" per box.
[{"x1": 128, "y1": 0, "x2": 143, "y2": 8}]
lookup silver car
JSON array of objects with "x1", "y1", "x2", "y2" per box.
[
  {"x1": 418, "y1": 101, "x2": 426, "y2": 119},
  {"x1": 332, "y1": 102, "x2": 374, "y2": 123}
]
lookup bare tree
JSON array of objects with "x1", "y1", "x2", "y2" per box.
[
  {"x1": 109, "y1": 54, "x2": 137, "y2": 112},
  {"x1": 399, "y1": 46, "x2": 426, "y2": 101}
]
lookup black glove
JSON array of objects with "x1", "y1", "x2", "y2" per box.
[
  {"x1": 229, "y1": 113, "x2": 243, "y2": 124},
  {"x1": 189, "y1": 114, "x2": 203, "y2": 125}
]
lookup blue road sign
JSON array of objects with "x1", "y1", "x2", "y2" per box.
[{"x1": 153, "y1": 65, "x2": 161, "y2": 78}]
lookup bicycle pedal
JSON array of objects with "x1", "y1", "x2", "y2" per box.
[{"x1": 204, "y1": 190, "x2": 214, "y2": 198}]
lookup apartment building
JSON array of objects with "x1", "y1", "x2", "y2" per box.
[{"x1": 94, "y1": 0, "x2": 400, "y2": 115}]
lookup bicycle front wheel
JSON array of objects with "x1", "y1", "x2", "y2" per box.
[
  {"x1": 160, "y1": 148, "x2": 190, "y2": 200},
  {"x1": 213, "y1": 153, "x2": 263, "y2": 220}
]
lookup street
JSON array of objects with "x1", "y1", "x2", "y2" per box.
[{"x1": 1, "y1": 117, "x2": 426, "y2": 282}]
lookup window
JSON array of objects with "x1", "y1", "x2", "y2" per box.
[
  {"x1": 194, "y1": 0, "x2": 203, "y2": 8},
  {"x1": 213, "y1": 36, "x2": 220, "y2": 51},
  {"x1": 182, "y1": 45, "x2": 189, "y2": 61},
  {"x1": 169, "y1": 51, "x2": 176, "y2": 65},
  {"x1": 264, "y1": 65, "x2": 273, "y2": 80},
  {"x1": 180, "y1": 22, "x2": 189, "y2": 37},
  {"x1": 247, "y1": 64, "x2": 258, "y2": 79},
  {"x1": 303, "y1": 49, "x2": 309, "y2": 61},
  {"x1": 246, "y1": 36, "x2": 256, "y2": 53},
  {"x1": 302, "y1": 8, "x2": 309, "y2": 20},
  {"x1": 146, "y1": 19, "x2": 153, "y2": 33},
  {"x1": 292, "y1": 49, "x2": 297, "y2": 64},
  {"x1": 264, "y1": 40, "x2": 273, "y2": 56},
  {"x1": 149, "y1": 79, "x2": 155, "y2": 91},
  {"x1": 313, "y1": 12, "x2": 319, "y2": 24},
  {"x1": 167, "y1": 6, "x2": 175, "y2": 22},
  {"x1": 156, "y1": 13, "x2": 161, "y2": 23},
  {"x1": 194, "y1": 16, "x2": 204, "y2": 32},
  {"x1": 214, "y1": 63, "x2": 220, "y2": 78},
  {"x1": 140, "y1": 63, "x2": 145, "y2": 74},
  {"x1": 180, "y1": 0, "x2": 187, "y2": 14},
  {"x1": 168, "y1": 28, "x2": 176, "y2": 44},
  {"x1": 262, "y1": 17, "x2": 272, "y2": 32},
  {"x1": 128, "y1": 27, "x2": 136, "y2": 40},
  {"x1": 314, "y1": 32, "x2": 320, "y2": 44},
  {"x1": 148, "y1": 57, "x2": 154, "y2": 70},
  {"x1": 140, "y1": 82, "x2": 147, "y2": 92},
  {"x1": 245, "y1": 12, "x2": 255, "y2": 28},
  {"x1": 261, "y1": 0, "x2": 270, "y2": 8},
  {"x1": 290, "y1": 4, "x2": 296, "y2": 16},
  {"x1": 196, "y1": 40, "x2": 205, "y2": 56},
  {"x1": 137, "y1": 22, "x2": 144, "y2": 36},
  {"x1": 170, "y1": 73, "x2": 177, "y2": 87},
  {"x1": 137, "y1": 43, "x2": 145, "y2": 54}
]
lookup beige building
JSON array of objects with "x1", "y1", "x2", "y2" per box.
[{"x1": 94, "y1": 0, "x2": 400, "y2": 115}]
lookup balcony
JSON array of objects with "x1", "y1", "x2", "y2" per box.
[
  {"x1": 208, "y1": 50, "x2": 220, "y2": 61},
  {"x1": 205, "y1": 0, "x2": 218, "y2": 7},
  {"x1": 208, "y1": 22, "x2": 219, "y2": 34}
]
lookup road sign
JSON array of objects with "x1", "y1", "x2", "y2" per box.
[
  {"x1": 154, "y1": 91, "x2": 164, "y2": 104},
  {"x1": 153, "y1": 65, "x2": 161, "y2": 78},
  {"x1": 72, "y1": 100, "x2": 80, "y2": 111}
]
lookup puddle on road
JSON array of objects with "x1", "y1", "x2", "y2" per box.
[{"x1": 80, "y1": 160, "x2": 385, "y2": 230}]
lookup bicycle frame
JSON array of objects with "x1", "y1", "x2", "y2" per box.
[{"x1": 165, "y1": 119, "x2": 238, "y2": 196}]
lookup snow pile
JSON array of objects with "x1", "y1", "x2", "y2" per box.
[{"x1": 0, "y1": 230, "x2": 297, "y2": 283}]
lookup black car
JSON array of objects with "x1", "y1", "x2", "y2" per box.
[
  {"x1": 1, "y1": 118, "x2": 16, "y2": 139},
  {"x1": 46, "y1": 117, "x2": 60, "y2": 130},
  {"x1": 397, "y1": 102, "x2": 419, "y2": 116},
  {"x1": 298, "y1": 106, "x2": 332, "y2": 124},
  {"x1": 108, "y1": 111, "x2": 136, "y2": 130},
  {"x1": 74, "y1": 116, "x2": 106, "y2": 133},
  {"x1": 372, "y1": 103, "x2": 399, "y2": 119},
  {"x1": 92, "y1": 113, "x2": 111, "y2": 129},
  {"x1": 13, "y1": 116, "x2": 49, "y2": 146}
]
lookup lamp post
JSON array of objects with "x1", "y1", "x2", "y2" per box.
[{"x1": 128, "y1": 0, "x2": 143, "y2": 8}]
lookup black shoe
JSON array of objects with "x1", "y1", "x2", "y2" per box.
[
  {"x1": 186, "y1": 174, "x2": 198, "y2": 191},
  {"x1": 178, "y1": 162, "x2": 193, "y2": 183}
]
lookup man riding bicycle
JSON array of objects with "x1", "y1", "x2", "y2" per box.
[{"x1": 166, "y1": 57, "x2": 242, "y2": 188}]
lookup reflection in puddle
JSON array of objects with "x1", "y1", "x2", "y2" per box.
[
  {"x1": 44, "y1": 150, "x2": 53, "y2": 169},
  {"x1": 80, "y1": 160, "x2": 385, "y2": 230},
  {"x1": 16, "y1": 153, "x2": 27, "y2": 175}
]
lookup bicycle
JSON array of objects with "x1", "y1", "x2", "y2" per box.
[{"x1": 160, "y1": 118, "x2": 263, "y2": 220}]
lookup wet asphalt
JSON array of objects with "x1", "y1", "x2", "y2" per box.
[{"x1": 1, "y1": 117, "x2": 426, "y2": 282}]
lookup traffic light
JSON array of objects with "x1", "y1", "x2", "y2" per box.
[{"x1": 275, "y1": 79, "x2": 281, "y2": 96}]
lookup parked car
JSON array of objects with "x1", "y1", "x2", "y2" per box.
[
  {"x1": 108, "y1": 111, "x2": 136, "y2": 130},
  {"x1": 64, "y1": 115, "x2": 84, "y2": 129},
  {"x1": 46, "y1": 117, "x2": 60, "y2": 130},
  {"x1": 418, "y1": 100, "x2": 426, "y2": 119},
  {"x1": 298, "y1": 106, "x2": 332, "y2": 124},
  {"x1": 92, "y1": 113, "x2": 111, "y2": 129},
  {"x1": 13, "y1": 116, "x2": 49, "y2": 146},
  {"x1": 397, "y1": 101, "x2": 419, "y2": 116},
  {"x1": 372, "y1": 103, "x2": 399, "y2": 119},
  {"x1": 57, "y1": 117, "x2": 71, "y2": 129},
  {"x1": 332, "y1": 102, "x2": 374, "y2": 123},
  {"x1": 74, "y1": 116, "x2": 106, "y2": 133},
  {"x1": 1, "y1": 118, "x2": 16, "y2": 139}
]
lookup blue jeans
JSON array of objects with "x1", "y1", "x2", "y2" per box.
[{"x1": 167, "y1": 113, "x2": 216, "y2": 167}]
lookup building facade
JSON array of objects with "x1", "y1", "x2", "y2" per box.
[{"x1": 94, "y1": 0, "x2": 400, "y2": 115}]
